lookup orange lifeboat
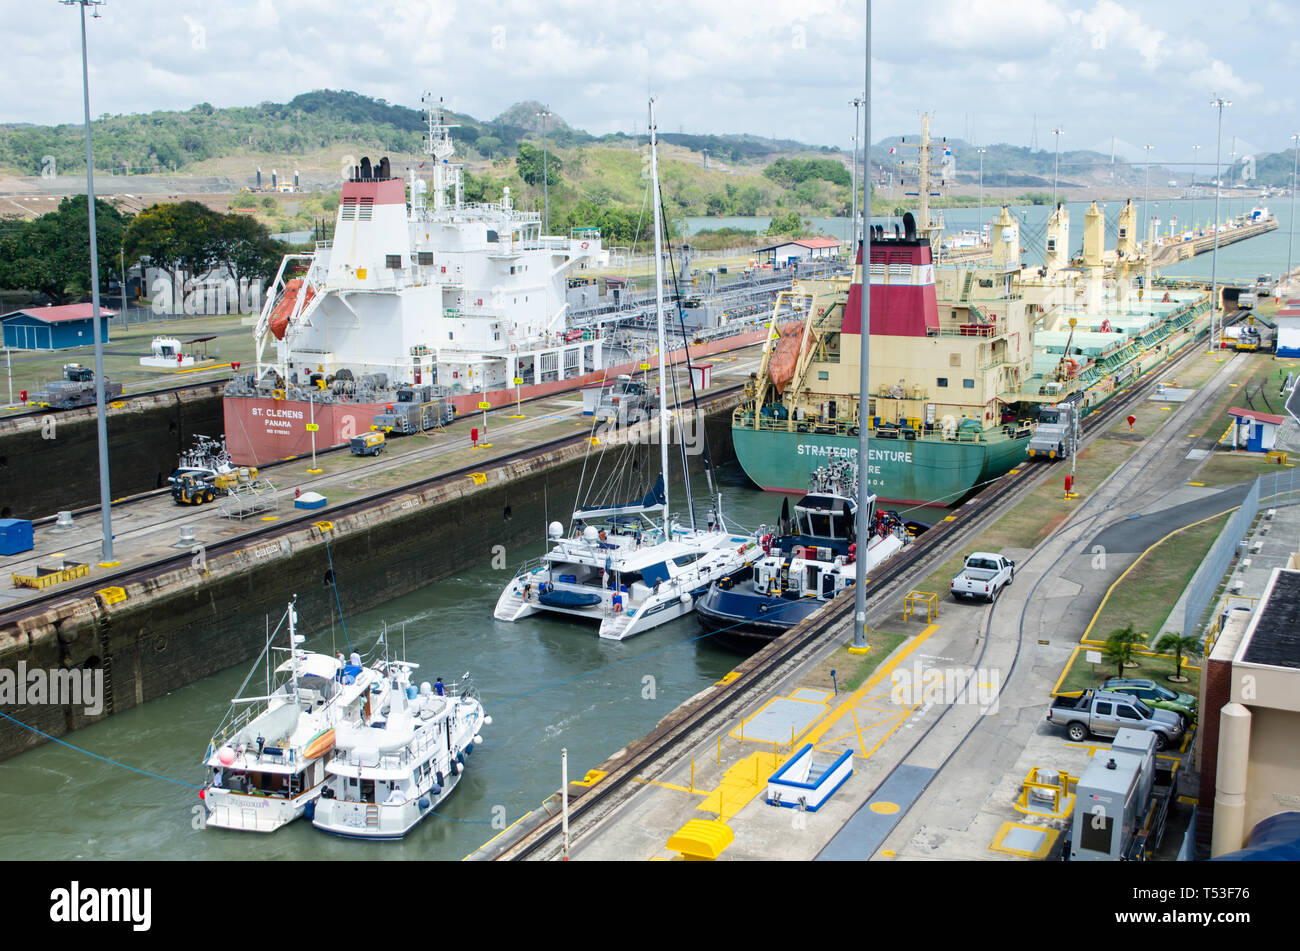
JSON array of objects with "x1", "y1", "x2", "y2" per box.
[
  {"x1": 768, "y1": 323, "x2": 805, "y2": 395},
  {"x1": 269, "y1": 279, "x2": 315, "y2": 340}
]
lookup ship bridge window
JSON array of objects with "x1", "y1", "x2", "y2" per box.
[
  {"x1": 417, "y1": 251, "x2": 434, "y2": 266},
  {"x1": 963, "y1": 379, "x2": 975, "y2": 389},
  {"x1": 487, "y1": 230, "x2": 499, "y2": 242},
  {"x1": 386, "y1": 255, "x2": 402, "y2": 269},
  {"x1": 937, "y1": 377, "x2": 949, "y2": 388}
]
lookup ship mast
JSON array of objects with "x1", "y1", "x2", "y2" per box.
[
  {"x1": 649, "y1": 99, "x2": 671, "y2": 537},
  {"x1": 421, "y1": 93, "x2": 463, "y2": 212},
  {"x1": 892, "y1": 112, "x2": 947, "y2": 253}
]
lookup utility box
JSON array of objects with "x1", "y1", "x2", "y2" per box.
[
  {"x1": 0, "y1": 518, "x2": 34, "y2": 556},
  {"x1": 1069, "y1": 750, "x2": 1144, "y2": 861}
]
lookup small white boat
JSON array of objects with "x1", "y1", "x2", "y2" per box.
[
  {"x1": 201, "y1": 602, "x2": 392, "y2": 833},
  {"x1": 311, "y1": 672, "x2": 489, "y2": 839}
]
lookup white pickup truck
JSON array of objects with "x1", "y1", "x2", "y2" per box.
[{"x1": 951, "y1": 552, "x2": 1015, "y2": 603}]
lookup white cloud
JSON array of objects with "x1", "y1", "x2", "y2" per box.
[{"x1": 1, "y1": 0, "x2": 1295, "y2": 160}]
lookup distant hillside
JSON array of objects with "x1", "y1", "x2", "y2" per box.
[{"x1": 0, "y1": 89, "x2": 834, "y2": 179}]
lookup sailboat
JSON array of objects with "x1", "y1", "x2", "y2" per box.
[
  {"x1": 493, "y1": 99, "x2": 759, "y2": 640},
  {"x1": 200, "y1": 601, "x2": 394, "y2": 833}
]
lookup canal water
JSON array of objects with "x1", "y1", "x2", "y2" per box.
[{"x1": 0, "y1": 464, "x2": 788, "y2": 860}]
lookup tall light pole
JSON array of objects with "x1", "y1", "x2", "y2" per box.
[
  {"x1": 1142, "y1": 144, "x2": 1155, "y2": 259},
  {"x1": 1209, "y1": 96, "x2": 1230, "y2": 353},
  {"x1": 850, "y1": 95, "x2": 864, "y2": 246},
  {"x1": 1190, "y1": 144, "x2": 1201, "y2": 232},
  {"x1": 63, "y1": 0, "x2": 113, "y2": 562},
  {"x1": 1288, "y1": 133, "x2": 1299, "y2": 293},
  {"x1": 1051, "y1": 128, "x2": 1064, "y2": 205},
  {"x1": 976, "y1": 147, "x2": 987, "y2": 244},
  {"x1": 852, "y1": 3, "x2": 872, "y2": 653},
  {"x1": 536, "y1": 105, "x2": 552, "y2": 233}
]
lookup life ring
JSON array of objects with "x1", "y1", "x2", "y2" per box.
[
  {"x1": 760, "y1": 534, "x2": 773, "y2": 553},
  {"x1": 510, "y1": 344, "x2": 517, "y2": 351},
  {"x1": 581, "y1": 241, "x2": 590, "y2": 249}
]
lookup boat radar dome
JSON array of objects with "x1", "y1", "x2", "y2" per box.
[
  {"x1": 548, "y1": 521, "x2": 564, "y2": 539},
  {"x1": 583, "y1": 526, "x2": 600, "y2": 542}
]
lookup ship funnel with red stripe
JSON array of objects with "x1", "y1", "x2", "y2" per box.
[{"x1": 842, "y1": 227, "x2": 939, "y2": 337}]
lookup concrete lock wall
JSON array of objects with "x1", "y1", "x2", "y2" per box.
[
  {"x1": 0, "y1": 399, "x2": 736, "y2": 761},
  {"x1": 0, "y1": 387, "x2": 226, "y2": 520}
]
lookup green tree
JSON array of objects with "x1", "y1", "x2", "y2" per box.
[
  {"x1": 476, "y1": 135, "x2": 502, "y2": 158},
  {"x1": 123, "y1": 201, "x2": 223, "y2": 302},
  {"x1": 1154, "y1": 632, "x2": 1203, "y2": 683},
  {"x1": 0, "y1": 196, "x2": 131, "y2": 304},
  {"x1": 213, "y1": 212, "x2": 284, "y2": 289},
  {"x1": 1103, "y1": 625, "x2": 1145, "y2": 679},
  {"x1": 767, "y1": 211, "x2": 809, "y2": 237},
  {"x1": 516, "y1": 142, "x2": 562, "y2": 187}
]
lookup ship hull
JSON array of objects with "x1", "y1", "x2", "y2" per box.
[
  {"x1": 224, "y1": 323, "x2": 789, "y2": 466},
  {"x1": 731, "y1": 426, "x2": 1030, "y2": 506}
]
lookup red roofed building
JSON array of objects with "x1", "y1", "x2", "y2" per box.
[
  {"x1": 1, "y1": 304, "x2": 115, "y2": 351},
  {"x1": 1227, "y1": 407, "x2": 1286, "y2": 452}
]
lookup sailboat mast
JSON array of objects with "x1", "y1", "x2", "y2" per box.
[
  {"x1": 852, "y1": 3, "x2": 872, "y2": 652},
  {"x1": 649, "y1": 99, "x2": 671, "y2": 537}
]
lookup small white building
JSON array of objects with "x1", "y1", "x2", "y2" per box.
[
  {"x1": 756, "y1": 237, "x2": 842, "y2": 267},
  {"x1": 1227, "y1": 408, "x2": 1285, "y2": 453}
]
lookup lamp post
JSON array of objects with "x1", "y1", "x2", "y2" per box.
[
  {"x1": 1142, "y1": 144, "x2": 1155, "y2": 259},
  {"x1": 63, "y1": 0, "x2": 113, "y2": 562},
  {"x1": 976, "y1": 147, "x2": 987, "y2": 245},
  {"x1": 1288, "y1": 133, "x2": 1299, "y2": 294},
  {"x1": 852, "y1": 1, "x2": 872, "y2": 653},
  {"x1": 1209, "y1": 96, "x2": 1231, "y2": 353},
  {"x1": 1051, "y1": 128, "x2": 1064, "y2": 205},
  {"x1": 536, "y1": 106, "x2": 552, "y2": 233},
  {"x1": 850, "y1": 96, "x2": 864, "y2": 246}
]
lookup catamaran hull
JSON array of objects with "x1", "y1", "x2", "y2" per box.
[{"x1": 732, "y1": 426, "x2": 1031, "y2": 506}]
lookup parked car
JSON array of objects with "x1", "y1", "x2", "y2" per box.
[
  {"x1": 951, "y1": 552, "x2": 1015, "y2": 602},
  {"x1": 1101, "y1": 678, "x2": 1197, "y2": 727},
  {"x1": 1047, "y1": 689, "x2": 1183, "y2": 750}
]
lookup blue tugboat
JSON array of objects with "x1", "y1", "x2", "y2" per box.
[{"x1": 697, "y1": 463, "x2": 910, "y2": 653}]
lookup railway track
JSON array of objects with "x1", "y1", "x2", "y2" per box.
[{"x1": 487, "y1": 324, "x2": 1217, "y2": 861}]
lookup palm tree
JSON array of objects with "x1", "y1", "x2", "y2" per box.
[
  {"x1": 1155, "y1": 632, "x2": 1203, "y2": 683},
  {"x1": 1103, "y1": 625, "x2": 1144, "y2": 678}
]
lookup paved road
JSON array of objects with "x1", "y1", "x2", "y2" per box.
[{"x1": 864, "y1": 353, "x2": 1251, "y2": 860}]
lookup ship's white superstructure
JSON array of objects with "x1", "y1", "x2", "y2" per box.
[{"x1": 249, "y1": 95, "x2": 604, "y2": 398}]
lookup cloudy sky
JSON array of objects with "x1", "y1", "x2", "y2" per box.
[{"x1": 9, "y1": 0, "x2": 1299, "y2": 164}]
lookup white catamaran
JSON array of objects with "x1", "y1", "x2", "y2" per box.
[{"x1": 493, "y1": 100, "x2": 758, "y2": 640}]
